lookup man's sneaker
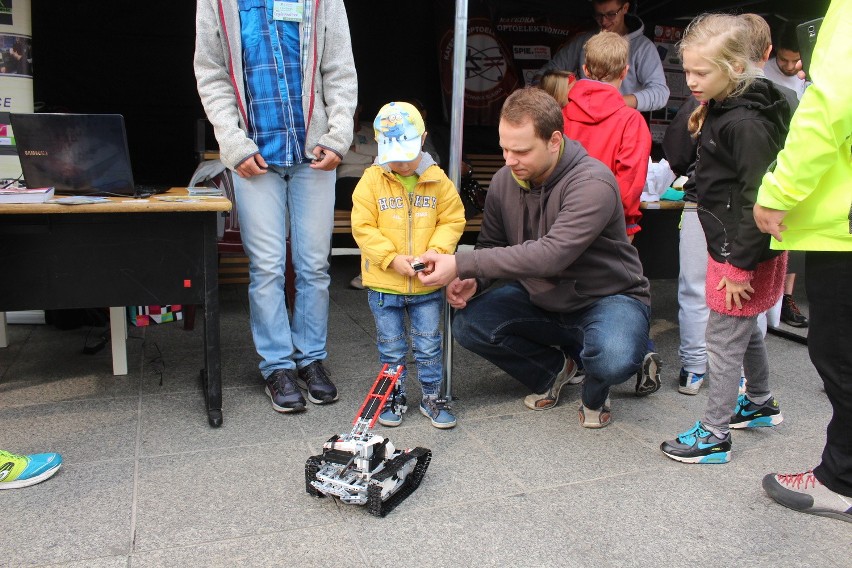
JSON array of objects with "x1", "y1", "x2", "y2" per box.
[
  {"x1": 378, "y1": 387, "x2": 407, "y2": 427},
  {"x1": 636, "y1": 352, "x2": 662, "y2": 396},
  {"x1": 780, "y1": 294, "x2": 809, "y2": 327},
  {"x1": 762, "y1": 470, "x2": 852, "y2": 523},
  {"x1": 297, "y1": 361, "x2": 339, "y2": 404},
  {"x1": 524, "y1": 357, "x2": 578, "y2": 410},
  {"x1": 661, "y1": 421, "x2": 732, "y2": 464},
  {"x1": 419, "y1": 395, "x2": 456, "y2": 429},
  {"x1": 678, "y1": 368, "x2": 705, "y2": 395},
  {"x1": 729, "y1": 394, "x2": 783, "y2": 429},
  {"x1": 579, "y1": 397, "x2": 611, "y2": 429},
  {"x1": 0, "y1": 450, "x2": 62, "y2": 489},
  {"x1": 265, "y1": 369, "x2": 306, "y2": 413}
]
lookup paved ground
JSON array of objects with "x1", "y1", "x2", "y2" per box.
[{"x1": 1, "y1": 253, "x2": 847, "y2": 568}]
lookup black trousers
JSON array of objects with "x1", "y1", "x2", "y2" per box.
[{"x1": 807, "y1": 251, "x2": 852, "y2": 496}]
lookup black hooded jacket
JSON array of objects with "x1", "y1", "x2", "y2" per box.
[{"x1": 694, "y1": 79, "x2": 790, "y2": 270}]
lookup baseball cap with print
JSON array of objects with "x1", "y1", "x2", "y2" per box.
[{"x1": 373, "y1": 101, "x2": 425, "y2": 164}]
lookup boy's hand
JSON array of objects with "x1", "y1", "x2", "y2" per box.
[
  {"x1": 389, "y1": 254, "x2": 417, "y2": 277},
  {"x1": 235, "y1": 153, "x2": 269, "y2": 178},
  {"x1": 716, "y1": 276, "x2": 754, "y2": 311},
  {"x1": 309, "y1": 147, "x2": 341, "y2": 171}
]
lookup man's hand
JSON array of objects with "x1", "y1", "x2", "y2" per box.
[
  {"x1": 445, "y1": 278, "x2": 477, "y2": 309},
  {"x1": 716, "y1": 276, "x2": 754, "y2": 311},
  {"x1": 235, "y1": 153, "x2": 269, "y2": 178},
  {"x1": 417, "y1": 251, "x2": 458, "y2": 287},
  {"x1": 309, "y1": 147, "x2": 341, "y2": 171},
  {"x1": 623, "y1": 94, "x2": 638, "y2": 109},
  {"x1": 753, "y1": 204, "x2": 787, "y2": 242}
]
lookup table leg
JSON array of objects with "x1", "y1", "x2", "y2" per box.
[
  {"x1": 0, "y1": 312, "x2": 7, "y2": 348},
  {"x1": 109, "y1": 306, "x2": 128, "y2": 376},
  {"x1": 202, "y1": 218, "x2": 223, "y2": 427}
]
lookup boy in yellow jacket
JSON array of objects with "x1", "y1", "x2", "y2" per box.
[{"x1": 351, "y1": 102, "x2": 466, "y2": 428}]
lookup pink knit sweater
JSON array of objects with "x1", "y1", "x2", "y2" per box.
[{"x1": 705, "y1": 253, "x2": 788, "y2": 316}]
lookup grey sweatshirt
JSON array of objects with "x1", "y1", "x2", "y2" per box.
[
  {"x1": 456, "y1": 137, "x2": 650, "y2": 313},
  {"x1": 194, "y1": 0, "x2": 357, "y2": 169},
  {"x1": 535, "y1": 15, "x2": 670, "y2": 112}
]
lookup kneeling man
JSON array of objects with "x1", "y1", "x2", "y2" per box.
[{"x1": 419, "y1": 87, "x2": 658, "y2": 428}]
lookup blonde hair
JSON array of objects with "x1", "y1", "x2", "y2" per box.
[
  {"x1": 739, "y1": 13, "x2": 772, "y2": 63},
  {"x1": 679, "y1": 13, "x2": 757, "y2": 136},
  {"x1": 583, "y1": 31, "x2": 629, "y2": 82},
  {"x1": 538, "y1": 70, "x2": 575, "y2": 107}
]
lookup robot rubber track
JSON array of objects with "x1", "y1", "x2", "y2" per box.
[{"x1": 304, "y1": 364, "x2": 431, "y2": 517}]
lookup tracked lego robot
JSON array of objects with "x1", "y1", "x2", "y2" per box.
[{"x1": 304, "y1": 364, "x2": 431, "y2": 517}]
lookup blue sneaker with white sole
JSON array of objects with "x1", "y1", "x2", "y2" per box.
[
  {"x1": 420, "y1": 395, "x2": 457, "y2": 429},
  {"x1": 661, "y1": 421, "x2": 731, "y2": 464},
  {"x1": 730, "y1": 394, "x2": 783, "y2": 429},
  {"x1": 378, "y1": 387, "x2": 407, "y2": 428},
  {"x1": 0, "y1": 450, "x2": 62, "y2": 489}
]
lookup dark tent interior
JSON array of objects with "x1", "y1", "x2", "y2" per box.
[{"x1": 30, "y1": 0, "x2": 830, "y2": 187}]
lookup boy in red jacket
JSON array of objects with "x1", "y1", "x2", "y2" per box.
[
  {"x1": 562, "y1": 30, "x2": 659, "y2": 390},
  {"x1": 563, "y1": 31, "x2": 652, "y2": 241}
]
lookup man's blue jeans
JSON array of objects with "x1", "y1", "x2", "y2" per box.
[
  {"x1": 452, "y1": 282, "x2": 650, "y2": 409},
  {"x1": 368, "y1": 289, "x2": 444, "y2": 396},
  {"x1": 233, "y1": 163, "x2": 335, "y2": 378}
]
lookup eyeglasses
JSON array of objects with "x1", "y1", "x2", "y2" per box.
[{"x1": 594, "y1": 5, "x2": 625, "y2": 22}]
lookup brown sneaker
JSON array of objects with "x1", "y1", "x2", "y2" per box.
[
  {"x1": 579, "y1": 397, "x2": 612, "y2": 428},
  {"x1": 523, "y1": 357, "x2": 578, "y2": 410}
]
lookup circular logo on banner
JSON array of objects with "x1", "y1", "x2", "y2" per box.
[{"x1": 440, "y1": 18, "x2": 518, "y2": 123}]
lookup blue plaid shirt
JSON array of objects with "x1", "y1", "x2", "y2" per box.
[{"x1": 239, "y1": 0, "x2": 307, "y2": 166}]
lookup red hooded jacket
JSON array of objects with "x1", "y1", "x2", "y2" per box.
[{"x1": 563, "y1": 80, "x2": 651, "y2": 236}]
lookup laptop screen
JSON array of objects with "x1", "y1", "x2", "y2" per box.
[{"x1": 10, "y1": 113, "x2": 136, "y2": 196}]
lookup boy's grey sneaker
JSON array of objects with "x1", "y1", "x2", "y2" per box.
[
  {"x1": 636, "y1": 352, "x2": 662, "y2": 396},
  {"x1": 579, "y1": 397, "x2": 611, "y2": 429},
  {"x1": 763, "y1": 471, "x2": 852, "y2": 523},
  {"x1": 524, "y1": 357, "x2": 578, "y2": 410},
  {"x1": 378, "y1": 387, "x2": 407, "y2": 427},
  {"x1": 419, "y1": 395, "x2": 456, "y2": 429},
  {"x1": 678, "y1": 368, "x2": 705, "y2": 395},
  {"x1": 729, "y1": 394, "x2": 783, "y2": 429},
  {"x1": 297, "y1": 361, "x2": 339, "y2": 404},
  {"x1": 265, "y1": 369, "x2": 306, "y2": 413}
]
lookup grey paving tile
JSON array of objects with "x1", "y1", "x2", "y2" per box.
[
  {"x1": 139, "y1": 387, "x2": 309, "y2": 456},
  {"x1": 0, "y1": 397, "x2": 139, "y2": 463},
  {"x1": 0, "y1": 327, "x2": 141, "y2": 407},
  {"x1": 42, "y1": 557, "x2": 130, "y2": 568},
  {"x1": 0, "y1": 460, "x2": 134, "y2": 567},
  {"x1": 130, "y1": 526, "x2": 360, "y2": 568},
  {"x1": 132, "y1": 441, "x2": 340, "y2": 552}
]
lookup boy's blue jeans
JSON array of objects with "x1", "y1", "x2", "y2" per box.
[
  {"x1": 452, "y1": 282, "x2": 650, "y2": 409},
  {"x1": 367, "y1": 289, "x2": 444, "y2": 396}
]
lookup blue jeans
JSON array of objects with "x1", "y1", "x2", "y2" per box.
[
  {"x1": 233, "y1": 163, "x2": 335, "y2": 378},
  {"x1": 367, "y1": 289, "x2": 444, "y2": 396},
  {"x1": 452, "y1": 282, "x2": 650, "y2": 409}
]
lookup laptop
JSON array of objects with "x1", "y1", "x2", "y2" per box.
[{"x1": 11, "y1": 113, "x2": 139, "y2": 197}]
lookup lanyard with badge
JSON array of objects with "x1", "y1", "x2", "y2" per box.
[{"x1": 272, "y1": 0, "x2": 304, "y2": 22}]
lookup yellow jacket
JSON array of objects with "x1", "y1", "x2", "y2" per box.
[{"x1": 351, "y1": 154, "x2": 466, "y2": 294}]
